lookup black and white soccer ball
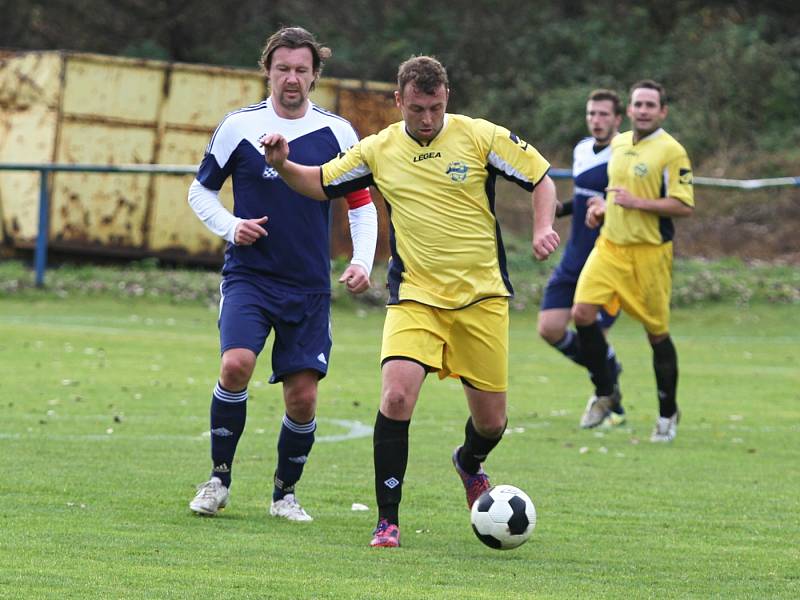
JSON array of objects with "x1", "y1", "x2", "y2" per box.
[{"x1": 470, "y1": 484, "x2": 536, "y2": 550}]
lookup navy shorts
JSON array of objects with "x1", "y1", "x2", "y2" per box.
[
  {"x1": 218, "y1": 276, "x2": 332, "y2": 383},
  {"x1": 541, "y1": 268, "x2": 617, "y2": 329}
]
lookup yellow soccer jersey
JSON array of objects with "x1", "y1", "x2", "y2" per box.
[
  {"x1": 603, "y1": 129, "x2": 694, "y2": 246},
  {"x1": 320, "y1": 114, "x2": 550, "y2": 309}
]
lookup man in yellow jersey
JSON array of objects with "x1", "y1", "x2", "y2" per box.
[
  {"x1": 573, "y1": 79, "x2": 694, "y2": 443},
  {"x1": 260, "y1": 55, "x2": 560, "y2": 547}
]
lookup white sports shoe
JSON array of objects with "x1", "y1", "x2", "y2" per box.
[
  {"x1": 269, "y1": 493, "x2": 313, "y2": 522},
  {"x1": 189, "y1": 477, "x2": 229, "y2": 515},
  {"x1": 650, "y1": 411, "x2": 680, "y2": 442},
  {"x1": 580, "y1": 386, "x2": 622, "y2": 429}
]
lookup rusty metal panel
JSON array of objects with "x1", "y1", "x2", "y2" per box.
[
  {"x1": 62, "y1": 55, "x2": 164, "y2": 122},
  {"x1": 164, "y1": 66, "x2": 265, "y2": 129},
  {"x1": 0, "y1": 52, "x2": 63, "y2": 244},
  {"x1": 49, "y1": 122, "x2": 155, "y2": 248},
  {"x1": 147, "y1": 129, "x2": 231, "y2": 257}
]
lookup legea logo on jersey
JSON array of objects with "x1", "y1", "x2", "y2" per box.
[
  {"x1": 446, "y1": 161, "x2": 468, "y2": 182},
  {"x1": 634, "y1": 163, "x2": 649, "y2": 177},
  {"x1": 263, "y1": 165, "x2": 280, "y2": 179}
]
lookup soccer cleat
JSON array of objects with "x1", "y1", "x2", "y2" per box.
[
  {"x1": 602, "y1": 407, "x2": 627, "y2": 427},
  {"x1": 650, "y1": 411, "x2": 680, "y2": 442},
  {"x1": 452, "y1": 446, "x2": 491, "y2": 509},
  {"x1": 580, "y1": 385, "x2": 622, "y2": 429},
  {"x1": 369, "y1": 519, "x2": 400, "y2": 547},
  {"x1": 269, "y1": 493, "x2": 313, "y2": 521},
  {"x1": 189, "y1": 477, "x2": 229, "y2": 516}
]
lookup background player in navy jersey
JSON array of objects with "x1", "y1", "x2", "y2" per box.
[
  {"x1": 187, "y1": 27, "x2": 377, "y2": 519},
  {"x1": 537, "y1": 89, "x2": 626, "y2": 428}
]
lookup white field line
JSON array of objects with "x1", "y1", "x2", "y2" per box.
[{"x1": 0, "y1": 418, "x2": 372, "y2": 443}]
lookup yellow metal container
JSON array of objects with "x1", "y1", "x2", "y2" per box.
[{"x1": 0, "y1": 51, "x2": 397, "y2": 262}]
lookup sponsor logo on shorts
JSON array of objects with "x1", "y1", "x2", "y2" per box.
[{"x1": 317, "y1": 353, "x2": 328, "y2": 365}]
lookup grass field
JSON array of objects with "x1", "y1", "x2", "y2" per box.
[{"x1": 1, "y1": 296, "x2": 798, "y2": 598}]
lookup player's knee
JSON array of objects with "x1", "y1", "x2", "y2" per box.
[
  {"x1": 380, "y1": 384, "x2": 415, "y2": 418},
  {"x1": 284, "y1": 384, "x2": 317, "y2": 418},
  {"x1": 474, "y1": 415, "x2": 507, "y2": 439},
  {"x1": 537, "y1": 319, "x2": 563, "y2": 344},
  {"x1": 220, "y1": 351, "x2": 255, "y2": 388},
  {"x1": 571, "y1": 304, "x2": 595, "y2": 326}
]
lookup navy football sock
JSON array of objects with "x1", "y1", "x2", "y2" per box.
[
  {"x1": 273, "y1": 414, "x2": 316, "y2": 501},
  {"x1": 554, "y1": 329, "x2": 588, "y2": 367},
  {"x1": 209, "y1": 382, "x2": 248, "y2": 488}
]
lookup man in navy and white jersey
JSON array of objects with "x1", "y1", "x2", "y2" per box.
[
  {"x1": 187, "y1": 27, "x2": 377, "y2": 520},
  {"x1": 537, "y1": 89, "x2": 626, "y2": 428}
]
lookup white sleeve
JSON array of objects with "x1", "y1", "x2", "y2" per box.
[
  {"x1": 188, "y1": 179, "x2": 242, "y2": 244},
  {"x1": 347, "y1": 202, "x2": 377, "y2": 275}
]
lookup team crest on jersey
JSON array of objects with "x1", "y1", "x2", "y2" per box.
[
  {"x1": 634, "y1": 163, "x2": 649, "y2": 177},
  {"x1": 446, "y1": 161, "x2": 468, "y2": 182},
  {"x1": 263, "y1": 165, "x2": 279, "y2": 179},
  {"x1": 679, "y1": 168, "x2": 693, "y2": 184}
]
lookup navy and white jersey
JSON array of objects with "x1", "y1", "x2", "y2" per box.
[
  {"x1": 196, "y1": 98, "x2": 360, "y2": 292},
  {"x1": 555, "y1": 137, "x2": 612, "y2": 279}
]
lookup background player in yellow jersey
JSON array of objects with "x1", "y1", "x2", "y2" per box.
[
  {"x1": 573, "y1": 79, "x2": 694, "y2": 442},
  {"x1": 261, "y1": 56, "x2": 560, "y2": 547}
]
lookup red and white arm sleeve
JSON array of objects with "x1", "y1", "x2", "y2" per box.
[{"x1": 345, "y1": 188, "x2": 377, "y2": 275}]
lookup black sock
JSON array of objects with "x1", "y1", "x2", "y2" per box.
[
  {"x1": 553, "y1": 329, "x2": 588, "y2": 367},
  {"x1": 576, "y1": 323, "x2": 613, "y2": 396},
  {"x1": 273, "y1": 414, "x2": 316, "y2": 501},
  {"x1": 209, "y1": 382, "x2": 247, "y2": 488},
  {"x1": 458, "y1": 417, "x2": 505, "y2": 474},
  {"x1": 373, "y1": 411, "x2": 410, "y2": 526},
  {"x1": 652, "y1": 336, "x2": 679, "y2": 417},
  {"x1": 607, "y1": 344, "x2": 620, "y2": 387}
]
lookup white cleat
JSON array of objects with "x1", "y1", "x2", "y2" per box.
[
  {"x1": 580, "y1": 386, "x2": 622, "y2": 429},
  {"x1": 189, "y1": 477, "x2": 229, "y2": 515},
  {"x1": 269, "y1": 493, "x2": 313, "y2": 522},
  {"x1": 650, "y1": 411, "x2": 680, "y2": 442}
]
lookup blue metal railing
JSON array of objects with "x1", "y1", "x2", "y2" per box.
[{"x1": 0, "y1": 162, "x2": 798, "y2": 287}]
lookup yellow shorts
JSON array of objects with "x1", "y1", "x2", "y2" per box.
[
  {"x1": 380, "y1": 297, "x2": 509, "y2": 392},
  {"x1": 575, "y1": 237, "x2": 673, "y2": 335}
]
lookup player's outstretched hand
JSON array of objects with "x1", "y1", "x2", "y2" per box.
[
  {"x1": 235, "y1": 216, "x2": 268, "y2": 245},
  {"x1": 259, "y1": 133, "x2": 289, "y2": 167},
  {"x1": 532, "y1": 227, "x2": 560, "y2": 261},
  {"x1": 338, "y1": 264, "x2": 370, "y2": 294},
  {"x1": 586, "y1": 196, "x2": 606, "y2": 229}
]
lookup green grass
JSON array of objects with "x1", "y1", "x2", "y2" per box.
[{"x1": 1, "y1": 297, "x2": 798, "y2": 598}]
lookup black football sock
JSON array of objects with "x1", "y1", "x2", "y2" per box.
[
  {"x1": 209, "y1": 382, "x2": 248, "y2": 488},
  {"x1": 652, "y1": 336, "x2": 679, "y2": 417},
  {"x1": 458, "y1": 416, "x2": 505, "y2": 474},
  {"x1": 373, "y1": 411, "x2": 410, "y2": 526},
  {"x1": 576, "y1": 323, "x2": 613, "y2": 396},
  {"x1": 273, "y1": 414, "x2": 316, "y2": 501}
]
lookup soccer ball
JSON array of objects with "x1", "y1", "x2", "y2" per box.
[{"x1": 470, "y1": 484, "x2": 536, "y2": 550}]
